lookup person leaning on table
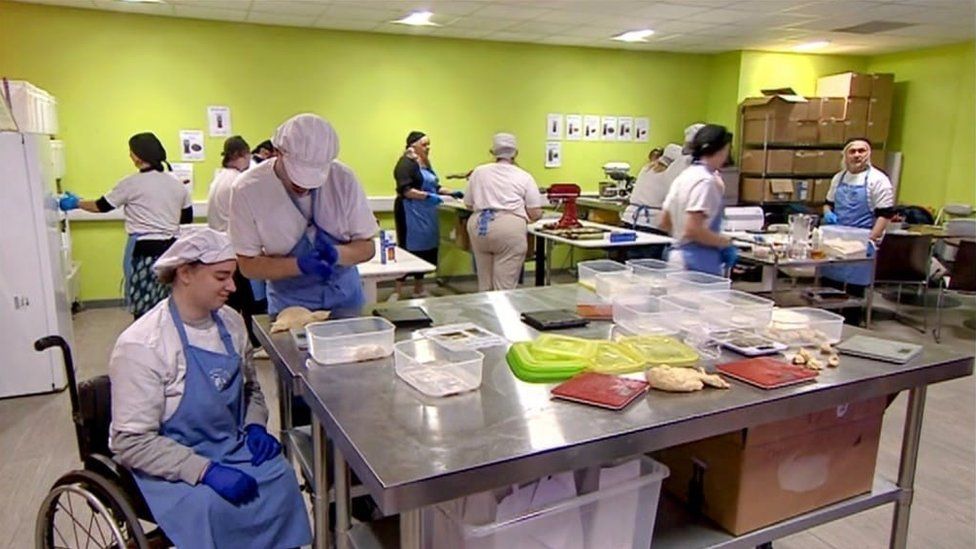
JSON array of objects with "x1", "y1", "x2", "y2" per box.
[
  {"x1": 819, "y1": 137, "x2": 895, "y2": 325},
  {"x1": 464, "y1": 133, "x2": 545, "y2": 292}
]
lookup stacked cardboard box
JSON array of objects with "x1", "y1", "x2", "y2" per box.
[{"x1": 817, "y1": 72, "x2": 894, "y2": 145}]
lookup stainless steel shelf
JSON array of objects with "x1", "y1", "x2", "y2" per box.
[
  {"x1": 347, "y1": 517, "x2": 400, "y2": 549},
  {"x1": 652, "y1": 477, "x2": 900, "y2": 549},
  {"x1": 286, "y1": 426, "x2": 314, "y2": 485}
]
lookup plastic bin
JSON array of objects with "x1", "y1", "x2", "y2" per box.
[
  {"x1": 659, "y1": 294, "x2": 734, "y2": 334},
  {"x1": 533, "y1": 334, "x2": 598, "y2": 360},
  {"x1": 305, "y1": 317, "x2": 395, "y2": 365},
  {"x1": 665, "y1": 271, "x2": 731, "y2": 295},
  {"x1": 394, "y1": 338, "x2": 484, "y2": 397},
  {"x1": 765, "y1": 307, "x2": 845, "y2": 345},
  {"x1": 700, "y1": 290, "x2": 775, "y2": 330},
  {"x1": 3, "y1": 80, "x2": 58, "y2": 134},
  {"x1": 427, "y1": 457, "x2": 670, "y2": 549},
  {"x1": 595, "y1": 272, "x2": 651, "y2": 301},
  {"x1": 577, "y1": 259, "x2": 630, "y2": 289},
  {"x1": 612, "y1": 295, "x2": 677, "y2": 336},
  {"x1": 820, "y1": 225, "x2": 871, "y2": 245}
]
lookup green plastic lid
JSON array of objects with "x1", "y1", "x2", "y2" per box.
[
  {"x1": 585, "y1": 341, "x2": 647, "y2": 374},
  {"x1": 507, "y1": 342, "x2": 587, "y2": 383},
  {"x1": 532, "y1": 334, "x2": 598, "y2": 359},
  {"x1": 619, "y1": 335, "x2": 699, "y2": 366}
]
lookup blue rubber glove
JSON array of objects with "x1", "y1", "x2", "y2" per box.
[
  {"x1": 823, "y1": 210, "x2": 839, "y2": 225},
  {"x1": 313, "y1": 231, "x2": 340, "y2": 265},
  {"x1": 720, "y1": 245, "x2": 739, "y2": 268},
  {"x1": 296, "y1": 252, "x2": 334, "y2": 279},
  {"x1": 424, "y1": 193, "x2": 443, "y2": 205},
  {"x1": 201, "y1": 463, "x2": 258, "y2": 505},
  {"x1": 58, "y1": 192, "x2": 80, "y2": 211},
  {"x1": 450, "y1": 191, "x2": 464, "y2": 199},
  {"x1": 244, "y1": 424, "x2": 282, "y2": 466},
  {"x1": 866, "y1": 240, "x2": 876, "y2": 258}
]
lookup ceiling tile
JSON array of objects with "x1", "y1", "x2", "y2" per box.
[
  {"x1": 246, "y1": 11, "x2": 320, "y2": 27},
  {"x1": 320, "y1": 4, "x2": 402, "y2": 22},
  {"x1": 469, "y1": 3, "x2": 551, "y2": 20},
  {"x1": 174, "y1": 5, "x2": 248, "y2": 22},
  {"x1": 634, "y1": 2, "x2": 708, "y2": 19},
  {"x1": 501, "y1": 19, "x2": 577, "y2": 35},
  {"x1": 313, "y1": 18, "x2": 382, "y2": 31},
  {"x1": 443, "y1": 15, "x2": 520, "y2": 31},
  {"x1": 686, "y1": 8, "x2": 760, "y2": 24},
  {"x1": 167, "y1": 0, "x2": 251, "y2": 9},
  {"x1": 92, "y1": 0, "x2": 175, "y2": 16},
  {"x1": 20, "y1": 0, "x2": 95, "y2": 5},
  {"x1": 432, "y1": 26, "x2": 495, "y2": 40},
  {"x1": 482, "y1": 30, "x2": 549, "y2": 43},
  {"x1": 249, "y1": 0, "x2": 330, "y2": 17}
]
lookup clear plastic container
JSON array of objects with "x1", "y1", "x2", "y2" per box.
[
  {"x1": 665, "y1": 271, "x2": 731, "y2": 295},
  {"x1": 625, "y1": 258, "x2": 675, "y2": 273},
  {"x1": 394, "y1": 338, "x2": 484, "y2": 397},
  {"x1": 305, "y1": 317, "x2": 395, "y2": 365},
  {"x1": 577, "y1": 259, "x2": 630, "y2": 289},
  {"x1": 659, "y1": 294, "x2": 734, "y2": 334},
  {"x1": 700, "y1": 290, "x2": 775, "y2": 330},
  {"x1": 426, "y1": 457, "x2": 669, "y2": 549},
  {"x1": 612, "y1": 295, "x2": 677, "y2": 336},
  {"x1": 765, "y1": 307, "x2": 845, "y2": 345},
  {"x1": 595, "y1": 272, "x2": 650, "y2": 301},
  {"x1": 626, "y1": 259, "x2": 677, "y2": 295},
  {"x1": 820, "y1": 225, "x2": 872, "y2": 245}
]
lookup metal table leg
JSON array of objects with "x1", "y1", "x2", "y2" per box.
[
  {"x1": 545, "y1": 238, "x2": 553, "y2": 286},
  {"x1": 400, "y1": 509, "x2": 422, "y2": 549},
  {"x1": 312, "y1": 417, "x2": 330, "y2": 549},
  {"x1": 890, "y1": 386, "x2": 927, "y2": 549},
  {"x1": 334, "y1": 448, "x2": 351, "y2": 549},
  {"x1": 534, "y1": 234, "x2": 545, "y2": 286},
  {"x1": 278, "y1": 377, "x2": 294, "y2": 458}
]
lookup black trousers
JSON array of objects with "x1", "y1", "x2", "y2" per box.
[{"x1": 398, "y1": 247, "x2": 438, "y2": 282}]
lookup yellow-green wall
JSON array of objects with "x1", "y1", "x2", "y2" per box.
[
  {"x1": 868, "y1": 42, "x2": 976, "y2": 207},
  {"x1": 736, "y1": 50, "x2": 868, "y2": 100},
  {"x1": 0, "y1": 0, "x2": 713, "y2": 299}
]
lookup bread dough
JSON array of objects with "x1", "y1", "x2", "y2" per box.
[
  {"x1": 827, "y1": 355, "x2": 840, "y2": 368},
  {"x1": 820, "y1": 342, "x2": 834, "y2": 355},
  {"x1": 645, "y1": 365, "x2": 730, "y2": 393},
  {"x1": 270, "y1": 306, "x2": 331, "y2": 333}
]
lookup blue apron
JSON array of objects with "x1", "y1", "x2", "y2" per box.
[
  {"x1": 632, "y1": 204, "x2": 659, "y2": 228},
  {"x1": 670, "y1": 172, "x2": 726, "y2": 275},
  {"x1": 821, "y1": 170, "x2": 875, "y2": 286},
  {"x1": 266, "y1": 189, "x2": 365, "y2": 317},
  {"x1": 134, "y1": 299, "x2": 311, "y2": 549},
  {"x1": 402, "y1": 167, "x2": 440, "y2": 251}
]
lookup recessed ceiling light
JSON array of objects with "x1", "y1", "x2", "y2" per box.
[
  {"x1": 611, "y1": 29, "x2": 655, "y2": 43},
  {"x1": 793, "y1": 40, "x2": 830, "y2": 52},
  {"x1": 392, "y1": 11, "x2": 439, "y2": 27}
]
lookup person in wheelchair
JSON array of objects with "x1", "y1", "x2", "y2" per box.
[{"x1": 108, "y1": 228, "x2": 312, "y2": 549}]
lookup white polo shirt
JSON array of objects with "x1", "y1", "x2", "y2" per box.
[
  {"x1": 229, "y1": 158, "x2": 378, "y2": 257},
  {"x1": 661, "y1": 163, "x2": 724, "y2": 245},
  {"x1": 463, "y1": 162, "x2": 544, "y2": 220},
  {"x1": 826, "y1": 165, "x2": 894, "y2": 210},
  {"x1": 206, "y1": 167, "x2": 243, "y2": 232},
  {"x1": 104, "y1": 170, "x2": 191, "y2": 239},
  {"x1": 623, "y1": 154, "x2": 693, "y2": 227}
]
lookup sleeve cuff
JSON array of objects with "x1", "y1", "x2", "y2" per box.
[
  {"x1": 96, "y1": 196, "x2": 115, "y2": 212},
  {"x1": 179, "y1": 454, "x2": 211, "y2": 485},
  {"x1": 244, "y1": 406, "x2": 269, "y2": 428}
]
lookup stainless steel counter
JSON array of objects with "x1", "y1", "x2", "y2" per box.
[
  {"x1": 577, "y1": 196, "x2": 629, "y2": 213},
  {"x1": 256, "y1": 285, "x2": 974, "y2": 549}
]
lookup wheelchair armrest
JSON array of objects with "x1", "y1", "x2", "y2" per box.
[{"x1": 84, "y1": 453, "x2": 157, "y2": 522}]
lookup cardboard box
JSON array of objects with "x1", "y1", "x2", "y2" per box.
[
  {"x1": 817, "y1": 72, "x2": 873, "y2": 98},
  {"x1": 818, "y1": 150, "x2": 844, "y2": 174},
  {"x1": 819, "y1": 120, "x2": 846, "y2": 144},
  {"x1": 869, "y1": 73, "x2": 894, "y2": 103},
  {"x1": 741, "y1": 94, "x2": 810, "y2": 144},
  {"x1": 740, "y1": 149, "x2": 795, "y2": 174},
  {"x1": 871, "y1": 150, "x2": 887, "y2": 172},
  {"x1": 792, "y1": 150, "x2": 821, "y2": 174},
  {"x1": 819, "y1": 98, "x2": 869, "y2": 122},
  {"x1": 844, "y1": 119, "x2": 868, "y2": 141},
  {"x1": 740, "y1": 178, "x2": 796, "y2": 202},
  {"x1": 867, "y1": 96, "x2": 892, "y2": 144},
  {"x1": 793, "y1": 120, "x2": 819, "y2": 144},
  {"x1": 656, "y1": 397, "x2": 886, "y2": 536},
  {"x1": 812, "y1": 178, "x2": 832, "y2": 203}
]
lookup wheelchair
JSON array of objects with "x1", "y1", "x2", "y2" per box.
[{"x1": 34, "y1": 335, "x2": 170, "y2": 549}]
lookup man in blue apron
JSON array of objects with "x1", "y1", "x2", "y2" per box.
[
  {"x1": 821, "y1": 137, "x2": 895, "y2": 324},
  {"x1": 659, "y1": 124, "x2": 739, "y2": 276},
  {"x1": 229, "y1": 114, "x2": 379, "y2": 318},
  {"x1": 109, "y1": 228, "x2": 311, "y2": 549}
]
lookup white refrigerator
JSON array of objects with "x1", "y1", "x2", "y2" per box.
[{"x1": 0, "y1": 131, "x2": 72, "y2": 398}]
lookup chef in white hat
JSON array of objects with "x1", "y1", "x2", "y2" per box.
[
  {"x1": 463, "y1": 133, "x2": 545, "y2": 291},
  {"x1": 109, "y1": 228, "x2": 312, "y2": 549},
  {"x1": 229, "y1": 113, "x2": 378, "y2": 316}
]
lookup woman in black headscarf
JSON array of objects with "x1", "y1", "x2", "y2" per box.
[{"x1": 59, "y1": 132, "x2": 193, "y2": 318}]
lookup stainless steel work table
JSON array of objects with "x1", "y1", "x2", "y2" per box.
[{"x1": 256, "y1": 285, "x2": 974, "y2": 549}]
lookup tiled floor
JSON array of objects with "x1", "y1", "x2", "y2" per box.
[{"x1": 2, "y1": 278, "x2": 973, "y2": 548}]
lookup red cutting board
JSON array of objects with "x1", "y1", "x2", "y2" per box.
[
  {"x1": 551, "y1": 372, "x2": 649, "y2": 410},
  {"x1": 717, "y1": 357, "x2": 818, "y2": 390}
]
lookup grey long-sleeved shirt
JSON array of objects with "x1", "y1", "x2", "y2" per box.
[{"x1": 109, "y1": 299, "x2": 268, "y2": 484}]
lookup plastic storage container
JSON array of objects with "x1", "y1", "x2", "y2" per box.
[
  {"x1": 427, "y1": 457, "x2": 669, "y2": 549},
  {"x1": 625, "y1": 259, "x2": 677, "y2": 295},
  {"x1": 394, "y1": 338, "x2": 484, "y2": 397},
  {"x1": 765, "y1": 307, "x2": 845, "y2": 345},
  {"x1": 595, "y1": 272, "x2": 651, "y2": 301},
  {"x1": 3, "y1": 81, "x2": 58, "y2": 135},
  {"x1": 700, "y1": 290, "x2": 775, "y2": 330},
  {"x1": 533, "y1": 334, "x2": 598, "y2": 360},
  {"x1": 618, "y1": 335, "x2": 699, "y2": 366},
  {"x1": 659, "y1": 294, "x2": 734, "y2": 334},
  {"x1": 612, "y1": 295, "x2": 677, "y2": 336},
  {"x1": 577, "y1": 259, "x2": 630, "y2": 289},
  {"x1": 507, "y1": 342, "x2": 588, "y2": 383},
  {"x1": 820, "y1": 225, "x2": 871, "y2": 245},
  {"x1": 665, "y1": 271, "x2": 731, "y2": 295},
  {"x1": 305, "y1": 317, "x2": 395, "y2": 365},
  {"x1": 586, "y1": 341, "x2": 647, "y2": 374}
]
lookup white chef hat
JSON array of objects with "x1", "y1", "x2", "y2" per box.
[
  {"x1": 153, "y1": 228, "x2": 236, "y2": 278},
  {"x1": 660, "y1": 143, "x2": 684, "y2": 165},
  {"x1": 491, "y1": 133, "x2": 518, "y2": 159},
  {"x1": 681, "y1": 122, "x2": 706, "y2": 154},
  {"x1": 273, "y1": 113, "x2": 339, "y2": 189}
]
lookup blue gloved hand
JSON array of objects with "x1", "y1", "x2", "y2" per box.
[
  {"x1": 313, "y1": 231, "x2": 339, "y2": 265},
  {"x1": 424, "y1": 193, "x2": 443, "y2": 205},
  {"x1": 58, "y1": 192, "x2": 80, "y2": 211},
  {"x1": 823, "y1": 210, "x2": 839, "y2": 225},
  {"x1": 202, "y1": 462, "x2": 259, "y2": 505},
  {"x1": 244, "y1": 424, "x2": 282, "y2": 466},
  {"x1": 450, "y1": 191, "x2": 464, "y2": 199},
  {"x1": 296, "y1": 252, "x2": 334, "y2": 279},
  {"x1": 866, "y1": 240, "x2": 877, "y2": 258},
  {"x1": 720, "y1": 245, "x2": 739, "y2": 268}
]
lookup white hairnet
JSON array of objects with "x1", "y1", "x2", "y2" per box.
[
  {"x1": 684, "y1": 123, "x2": 706, "y2": 144},
  {"x1": 273, "y1": 113, "x2": 339, "y2": 189},
  {"x1": 491, "y1": 133, "x2": 518, "y2": 159},
  {"x1": 660, "y1": 143, "x2": 684, "y2": 164},
  {"x1": 153, "y1": 228, "x2": 236, "y2": 277}
]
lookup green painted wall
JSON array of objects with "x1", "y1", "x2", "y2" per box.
[
  {"x1": 0, "y1": 0, "x2": 713, "y2": 299},
  {"x1": 705, "y1": 51, "x2": 742, "y2": 131},
  {"x1": 736, "y1": 50, "x2": 868, "y2": 100},
  {"x1": 868, "y1": 42, "x2": 976, "y2": 207}
]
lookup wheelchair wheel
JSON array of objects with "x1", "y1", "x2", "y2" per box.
[{"x1": 36, "y1": 469, "x2": 149, "y2": 549}]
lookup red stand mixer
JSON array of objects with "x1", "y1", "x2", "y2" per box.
[{"x1": 545, "y1": 183, "x2": 583, "y2": 229}]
